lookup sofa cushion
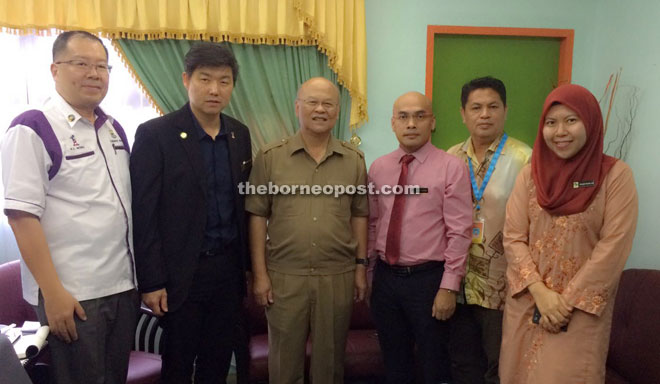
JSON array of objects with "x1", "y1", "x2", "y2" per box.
[
  {"x1": 350, "y1": 300, "x2": 376, "y2": 330},
  {"x1": 343, "y1": 329, "x2": 385, "y2": 378},
  {"x1": 127, "y1": 351, "x2": 161, "y2": 384},
  {"x1": 0, "y1": 261, "x2": 37, "y2": 325},
  {"x1": 244, "y1": 296, "x2": 268, "y2": 335},
  {"x1": 248, "y1": 333, "x2": 269, "y2": 381},
  {"x1": 606, "y1": 269, "x2": 660, "y2": 384},
  {"x1": 605, "y1": 367, "x2": 629, "y2": 384}
]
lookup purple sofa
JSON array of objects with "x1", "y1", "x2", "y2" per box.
[
  {"x1": 0, "y1": 260, "x2": 162, "y2": 384},
  {"x1": 606, "y1": 268, "x2": 660, "y2": 384}
]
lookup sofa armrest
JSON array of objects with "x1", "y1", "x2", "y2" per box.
[{"x1": 134, "y1": 306, "x2": 163, "y2": 355}]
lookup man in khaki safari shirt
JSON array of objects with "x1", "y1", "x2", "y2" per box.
[{"x1": 246, "y1": 77, "x2": 369, "y2": 384}]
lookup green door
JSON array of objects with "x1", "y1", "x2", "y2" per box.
[{"x1": 430, "y1": 34, "x2": 561, "y2": 149}]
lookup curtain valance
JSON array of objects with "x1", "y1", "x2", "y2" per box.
[{"x1": 0, "y1": 0, "x2": 367, "y2": 127}]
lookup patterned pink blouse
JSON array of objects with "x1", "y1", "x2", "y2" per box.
[{"x1": 500, "y1": 161, "x2": 638, "y2": 383}]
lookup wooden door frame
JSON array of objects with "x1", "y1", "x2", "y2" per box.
[{"x1": 425, "y1": 26, "x2": 574, "y2": 100}]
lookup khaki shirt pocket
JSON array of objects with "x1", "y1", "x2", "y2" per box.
[
  {"x1": 326, "y1": 179, "x2": 353, "y2": 217},
  {"x1": 271, "y1": 179, "x2": 306, "y2": 217}
]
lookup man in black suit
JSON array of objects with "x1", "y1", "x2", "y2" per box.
[{"x1": 130, "y1": 43, "x2": 252, "y2": 384}]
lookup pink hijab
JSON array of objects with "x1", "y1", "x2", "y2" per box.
[{"x1": 531, "y1": 84, "x2": 617, "y2": 216}]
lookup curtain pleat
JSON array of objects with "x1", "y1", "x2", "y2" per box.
[{"x1": 116, "y1": 39, "x2": 351, "y2": 149}]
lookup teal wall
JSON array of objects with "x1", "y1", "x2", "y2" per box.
[
  {"x1": 361, "y1": 0, "x2": 598, "y2": 165},
  {"x1": 359, "y1": 0, "x2": 659, "y2": 269},
  {"x1": 589, "y1": 0, "x2": 660, "y2": 269}
]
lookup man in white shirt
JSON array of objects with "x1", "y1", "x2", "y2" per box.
[{"x1": 1, "y1": 31, "x2": 139, "y2": 384}]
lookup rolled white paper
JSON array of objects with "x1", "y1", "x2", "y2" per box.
[{"x1": 14, "y1": 325, "x2": 49, "y2": 359}]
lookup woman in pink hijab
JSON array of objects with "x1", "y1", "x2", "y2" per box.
[{"x1": 499, "y1": 84, "x2": 638, "y2": 383}]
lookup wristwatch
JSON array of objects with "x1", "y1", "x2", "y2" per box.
[{"x1": 355, "y1": 258, "x2": 369, "y2": 266}]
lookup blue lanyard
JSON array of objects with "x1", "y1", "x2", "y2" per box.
[{"x1": 468, "y1": 133, "x2": 508, "y2": 212}]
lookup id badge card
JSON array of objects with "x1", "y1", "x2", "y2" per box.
[{"x1": 472, "y1": 218, "x2": 485, "y2": 244}]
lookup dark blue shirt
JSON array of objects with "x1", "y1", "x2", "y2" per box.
[{"x1": 192, "y1": 113, "x2": 238, "y2": 252}]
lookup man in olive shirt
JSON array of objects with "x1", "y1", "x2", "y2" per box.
[{"x1": 246, "y1": 77, "x2": 368, "y2": 384}]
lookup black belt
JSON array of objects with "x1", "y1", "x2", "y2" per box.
[{"x1": 377, "y1": 258, "x2": 444, "y2": 277}]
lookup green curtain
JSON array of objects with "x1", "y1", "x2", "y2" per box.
[{"x1": 116, "y1": 39, "x2": 351, "y2": 150}]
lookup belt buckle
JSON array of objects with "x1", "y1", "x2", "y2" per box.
[{"x1": 391, "y1": 265, "x2": 412, "y2": 277}]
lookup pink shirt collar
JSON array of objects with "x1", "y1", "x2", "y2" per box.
[{"x1": 395, "y1": 140, "x2": 434, "y2": 164}]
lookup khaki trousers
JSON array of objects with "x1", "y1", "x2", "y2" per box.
[{"x1": 266, "y1": 270, "x2": 354, "y2": 384}]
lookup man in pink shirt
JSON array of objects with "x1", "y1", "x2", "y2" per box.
[{"x1": 367, "y1": 91, "x2": 472, "y2": 384}]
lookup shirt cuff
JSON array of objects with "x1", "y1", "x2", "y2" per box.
[
  {"x1": 562, "y1": 286, "x2": 608, "y2": 317},
  {"x1": 245, "y1": 205, "x2": 269, "y2": 217},
  {"x1": 139, "y1": 284, "x2": 166, "y2": 294},
  {"x1": 439, "y1": 272, "x2": 462, "y2": 292},
  {"x1": 509, "y1": 272, "x2": 543, "y2": 297},
  {"x1": 3, "y1": 199, "x2": 44, "y2": 218}
]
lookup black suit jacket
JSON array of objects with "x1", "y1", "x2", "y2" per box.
[{"x1": 130, "y1": 104, "x2": 252, "y2": 312}]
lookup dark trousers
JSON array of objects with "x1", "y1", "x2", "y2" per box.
[
  {"x1": 160, "y1": 253, "x2": 242, "y2": 384},
  {"x1": 449, "y1": 304, "x2": 503, "y2": 384},
  {"x1": 35, "y1": 289, "x2": 140, "y2": 384},
  {"x1": 370, "y1": 260, "x2": 451, "y2": 384},
  {"x1": 233, "y1": 306, "x2": 251, "y2": 384}
]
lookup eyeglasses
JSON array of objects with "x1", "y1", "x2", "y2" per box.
[
  {"x1": 55, "y1": 60, "x2": 112, "y2": 74},
  {"x1": 395, "y1": 112, "x2": 433, "y2": 123},
  {"x1": 299, "y1": 98, "x2": 338, "y2": 111}
]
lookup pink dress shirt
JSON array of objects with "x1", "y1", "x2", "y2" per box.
[{"x1": 367, "y1": 141, "x2": 473, "y2": 291}]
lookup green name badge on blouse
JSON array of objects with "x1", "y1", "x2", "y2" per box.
[{"x1": 472, "y1": 218, "x2": 485, "y2": 244}]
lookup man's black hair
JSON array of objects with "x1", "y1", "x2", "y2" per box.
[
  {"x1": 184, "y1": 42, "x2": 239, "y2": 82},
  {"x1": 461, "y1": 76, "x2": 507, "y2": 108},
  {"x1": 52, "y1": 31, "x2": 108, "y2": 61}
]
